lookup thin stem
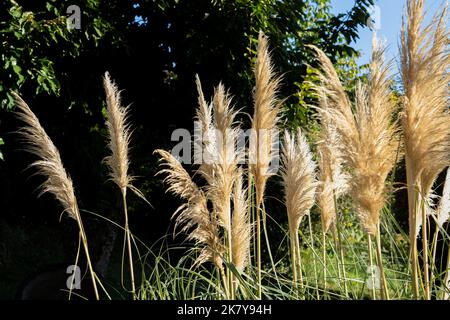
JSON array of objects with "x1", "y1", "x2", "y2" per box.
[
  {"x1": 334, "y1": 207, "x2": 348, "y2": 297},
  {"x1": 331, "y1": 223, "x2": 343, "y2": 293},
  {"x1": 294, "y1": 230, "x2": 303, "y2": 291},
  {"x1": 69, "y1": 234, "x2": 82, "y2": 300},
  {"x1": 122, "y1": 189, "x2": 136, "y2": 299},
  {"x1": 290, "y1": 233, "x2": 298, "y2": 294},
  {"x1": 375, "y1": 223, "x2": 389, "y2": 300},
  {"x1": 227, "y1": 215, "x2": 235, "y2": 300},
  {"x1": 308, "y1": 214, "x2": 320, "y2": 299},
  {"x1": 75, "y1": 214, "x2": 100, "y2": 300},
  {"x1": 322, "y1": 231, "x2": 327, "y2": 299},
  {"x1": 368, "y1": 235, "x2": 376, "y2": 300},
  {"x1": 441, "y1": 243, "x2": 450, "y2": 300},
  {"x1": 406, "y1": 156, "x2": 420, "y2": 299},
  {"x1": 261, "y1": 202, "x2": 281, "y2": 290},
  {"x1": 219, "y1": 265, "x2": 230, "y2": 299},
  {"x1": 247, "y1": 173, "x2": 254, "y2": 270},
  {"x1": 430, "y1": 224, "x2": 439, "y2": 290},
  {"x1": 256, "y1": 201, "x2": 262, "y2": 299},
  {"x1": 420, "y1": 197, "x2": 430, "y2": 300}
]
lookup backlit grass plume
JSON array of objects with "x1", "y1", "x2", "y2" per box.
[
  {"x1": 156, "y1": 79, "x2": 243, "y2": 299},
  {"x1": 250, "y1": 31, "x2": 282, "y2": 298},
  {"x1": 14, "y1": 93, "x2": 100, "y2": 300},
  {"x1": 315, "y1": 95, "x2": 349, "y2": 292},
  {"x1": 400, "y1": 0, "x2": 450, "y2": 299},
  {"x1": 231, "y1": 168, "x2": 251, "y2": 273},
  {"x1": 103, "y1": 72, "x2": 136, "y2": 299},
  {"x1": 204, "y1": 83, "x2": 242, "y2": 298},
  {"x1": 281, "y1": 128, "x2": 317, "y2": 288},
  {"x1": 194, "y1": 75, "x2": 215, "y2": 179},
  {"x1": 311, "y1": 37, "x2": 400, "y2": 299},
  {"x1": 316, "y1": 98, "x2": 348, "y2": 234},
  {"x1": 206, "y1": 84, "x2": 240, "y2": 233},
  {"x1": 103, "y1": 72, "x2": 132, "y2": 191},
  {"x1": 154, "y1": 149, "x2": 225, "y2": 269},
  {"x1": 307, "y1": 43, "x2": 354, "y2": 295},
  {"x1": 437, "y1": 168, "x2": 450, "y2": 230}
]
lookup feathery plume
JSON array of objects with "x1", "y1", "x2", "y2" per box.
[
  {"x1": 401, "y1": 0, "x2": 450, "y2": 238},
  {"x1": 155, "y1": 149, "x2": 224, "y2": 268},
  {"x1": 194, "y1": 75, "x2": 215, "y2": 178},
  {"x1": 231, "y1": 168, "x2": 251, "y2": 272},
  {"x1": 103, "y1": 72, "x2": 132, "y2": 192},
  {"x1": 14, "y1": 93, "x2": 100, "y2": 299},
  {"x1": 316, "y1": 94, "x2": 349, "y2": 233},
  {"x1": 400, "y1": 1, "x2": 449, "y2": 299},
  {"x1": 251, "y1": 31, "x2": 282, "y2": 298},
  {"x1": 437, "y1": 167, "x2": 450, "y2": 229},
  {"x1": 281, "y1": 128, "x2": 317, "y2": 287},
  {"x1": 311, "y1": 39, "x2": 400, "y2": 235},
  {"x1": 281, "y1": 129, "x2": 318, "y2": 235},
  {"x1": 306, "y1": 45, "x2": 354, "y2": 126},
  {"x1": 14, "y1": 93, "x2": 79, "y2": 221},
  {"x1": 204, "y1": 84, "x2": 240, "y2": 231},
  {"x1": 251, "y1": 31, "x2": 282, "y2": 208}
]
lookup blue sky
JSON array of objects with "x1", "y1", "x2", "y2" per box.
[{"x1": 330, "y1": 0, "x2": 446, "y2": 66}]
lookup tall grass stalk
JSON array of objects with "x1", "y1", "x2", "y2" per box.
[
  {"x1": 375, "y1": 223, "x2": 389, "y2": 299},
  {"x1": 251, "y1": 32, "x2": 282, "y2": 298},
  {"x1": 307, "y1": 214, "x2": 320, "y2": 298},
  {"x1": 367, "y1": 235, "x2": 376, "y2": 299},
  {"x1": 103, "y1": 73, "x2": 137, "y2": 299},
  {"x1": 322, "y1": 231, "x2": 327, "y2": 295},
  {"x1": 13, "y1": 93, "x2": 100, "y2": 299},
  {"x1": 309, "y1": 35, "x2": 399, "y2": 300},
  {"x1": 281, "y1": 129, "x2": 318, "y2": 295},
  {"x1": 154, "y1": 149, "x2": 227, "y2": 296},
  {"x1": 334, "y1": 214, "x2": 348, "y2": 297},
  {"x1": 400, "y1": 0, "x2": 450, "y2": 299}
]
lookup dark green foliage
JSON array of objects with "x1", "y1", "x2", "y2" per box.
[{"x1": 0, "y1": 0, "x2": 374, "y2": 298}]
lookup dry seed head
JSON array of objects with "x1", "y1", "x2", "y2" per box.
[
  {"x1": 316, "y1": 91, "x2": 349, "y2": 233},
  {"x1": 231, "y1": 168, "x2": 251, "y2": 272},
  {"x1": 251, "y1": 31, "x2": 282, "y2": 208},
  {"x1": 103, "y1": 72, "x2": 132, "y2": 191},
  {"x1": 281, "y1": 129, "x2": 318, "y2": 235},
  {"x1": 401, "y1": 0, "x2": 450, "y2": 236},
  {"x1": 14, "y1": 93, "x2": 80, "y2": 221},
  {"x1": 154, "y1": 149, "x2": 224, "y2": 268},
  {"x1": 310, "y1": 37, "x2": 400, "y2": 235}
]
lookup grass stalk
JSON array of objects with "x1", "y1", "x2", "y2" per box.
[
  {"x1": 227, "y1": 218, "x2": 235, "y2": 300},
  {"x1": 294, "y1": 230, "x2": 303, "y2": 291},
  {"x1": 261, "y1": 202, "x2": 281, "y2": 290},
  {"x1": 122, "y1": 189, "x2": 136, "y2": 299},
  {"x1": 375, "y1": 223, "x2": 389, "y2": 300},
  {"x1": 334, "y1": 212, "x2": 348, "y2": 297},
  {"x1": 442, "y1": 244, "x2": 450, "y2": 300},
  {"x1": 322, "y1": 231, "x2": 327, "y2": 298},
  {"x1": 256, "y1": 203, "x2": 262, "y2": 299},
  {"x1": 290, "y1": 233, "x2": 298, "y2": 293},
  {"x1": 307, "y1": 214, "x2": 320, "y2": 299},
  {"x1": 406, "y1": 157, "x2": 420, "y2": 299},
  {"x1": 13, "y1": 93, "x2": 100, "y2": 300},
  {"x1": 367, "y1": 235, "x2": 376, "y2": 300},
  {"x1": 420, "y1": 197, "x2": 430, "y2": 300}
]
